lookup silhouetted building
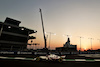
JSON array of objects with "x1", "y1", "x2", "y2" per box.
[
  {"x1": 86, "y1": 49, "x2": 100, "y2": 52},
  {"x1": 0, "y1": 17, "x2": 37, "y2": 51},
  {"x1": 56, "y1": 38, "x2": 77, "y2": 52}
]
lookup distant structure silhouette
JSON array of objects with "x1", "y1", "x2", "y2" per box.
[
  {"x1": 56, "y1": 38, "x2": 77, "y2": 52},
  {"x1": 64, "y1": 38, "x2": 70, "y2": 47},
  {"x1": 0, "y1": 17, "x2": 37, "y2": 51},
  {"x1": 39, "y1": 8, "x2": 48, "y2": 51}
]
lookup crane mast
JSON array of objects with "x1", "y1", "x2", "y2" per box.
[{"x1": 39, "y1": 8, "x2": 47, "y2": 49}]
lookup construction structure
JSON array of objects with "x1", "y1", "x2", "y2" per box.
[
  {"x1": 0, "y1": 17, "x2": 37, "y2": 51},
  {"x1": 39, "y1": 9, "x2": 48, "y2": 51}
]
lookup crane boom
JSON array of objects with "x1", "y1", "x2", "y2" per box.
[{"x1": 39, "y1": 8, "x2": 47, "y2": 49}]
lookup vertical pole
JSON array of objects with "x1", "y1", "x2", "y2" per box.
[
  {"x1": 49, "y1": 32, "x2": 51, "y2": 50},
  {"x1": 46, "y1": 32, "x2": 56, "y2": 50},
  {"x1": 98, "y1": 39, "x2": 100, "y2": 42},
  {"x1": 97, "y1": 39, "x2": 100, "y2": 49},
  {"x1": 89, "y1": 38, "x2": 93, "y2": 50},
  {"x1": 78, "y1": 36, "x2": 83, "y2": 51},
  {"x1": 80, "y1": 37, "x2": 81, "y2": 51},
  {"x1": 39, "y1": 8, "x2": 47, "y2": 49},
  {"x1": 91, "y1": 38, "x2": 92, "y2": 50}
]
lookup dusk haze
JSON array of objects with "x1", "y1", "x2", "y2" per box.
[{"x1": 0, "y1": 0, "x2": 100, "y2": 51}]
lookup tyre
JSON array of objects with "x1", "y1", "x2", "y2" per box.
[
  {"x1": 58, "y1": 58, "x2": 63, "y2": 62},
  {"x1": 36, "y1": 57, "x2": 40, "y2": 61}
]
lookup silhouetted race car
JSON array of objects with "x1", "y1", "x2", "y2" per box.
[{"x1": 35, "y1": 54, "x2": 66, "y2": 62}]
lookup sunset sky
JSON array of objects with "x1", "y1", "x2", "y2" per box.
[{"x1": 0, "y1": 0, "x2": 100, "y2": 51}]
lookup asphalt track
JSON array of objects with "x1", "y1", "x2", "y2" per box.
[
  {"x1": 0, "y1": 59, "x2": 100, "y2": 67},
  {"x1": 0, "y1": 54, "x2": 100, "y2": 67}
]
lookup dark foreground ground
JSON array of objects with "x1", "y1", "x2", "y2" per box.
[{"x1": 0, "y1": 59, "x2": 100, "y2": 67}]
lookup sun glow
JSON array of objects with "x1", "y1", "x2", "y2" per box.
[{"x1": 84, "y1": 48, "x2": 86, "y2": 50}]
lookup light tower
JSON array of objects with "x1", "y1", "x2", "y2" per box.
[
  {"x1": 78, "y1": 36, "x2": 84, "y2": 51},
  {"x1": 45, "y1": 32, "x2": 56, "y2": 50},
  {"x1": 88, "y1": 38, "x2": 93, "y2": 50},
  {"x1": 97, "y1": 39, "x2": 100, "y2": 49}
]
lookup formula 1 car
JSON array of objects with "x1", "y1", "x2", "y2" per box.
[{"x1": 35, "y1": 54, "x2": 66, "y2": 62}]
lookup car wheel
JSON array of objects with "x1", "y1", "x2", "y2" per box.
[
  {"x1": 36, "y1": 57, "x2": 40, "y2": 61},
  {"x1": 58, "y1": 58, "x2": 62, "y2": 62}
]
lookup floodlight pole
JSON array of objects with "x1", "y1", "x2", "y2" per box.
[
  {"x1": 78, "y1": 36, "x2": 84, "y2": 51},
  {"x1": 97, "y1": 39, "x2": 100, "y2": 49},
  {"x1": 88, "y1": 38, "x2": 93, "y2": 50},
  {"x1": 46, "y1": 32, "x2": 56, "y2": 50}
]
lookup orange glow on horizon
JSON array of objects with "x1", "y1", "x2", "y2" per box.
[{"x1": 28, "y1": 38, "x2": 100, "y2": 50}]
